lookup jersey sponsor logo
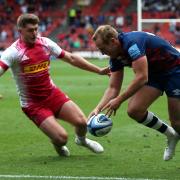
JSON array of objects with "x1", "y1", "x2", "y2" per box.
[
  {"x1": 24, "y1": 61, "x2": 49, "y2": 74},
  {"x1": 128, "y1": 44, "x2": 141, "y2": 59}
]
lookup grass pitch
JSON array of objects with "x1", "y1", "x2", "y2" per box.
[{"x1": 0, "y1": 59, "x2": 179, "y2": 180}]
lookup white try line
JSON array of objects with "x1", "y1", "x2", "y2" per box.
[{"x1": 0, "y1": 175, "x2": 166, "y2": 180}]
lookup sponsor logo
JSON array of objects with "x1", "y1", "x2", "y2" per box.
[
  {"x1": 128, "y1": 44, "x2": 141, "y2": 59},
  {"x1": 24, "y1": 61, "x2": 49, "y2": 74}
]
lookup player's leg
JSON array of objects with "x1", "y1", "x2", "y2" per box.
[
  {"x1": 22, "y1": 105, "x2": 70, "y2": 157},
  {"x1": 127, "y1": 86, "x2": 177, "y2": 157},
  {"x1": 128, "y1": 85, "x2": 161, "y2": 121},
  {"x1": 163, "y1": 97, "x2": 180, "y2": 161},
  {"x1": 56, "y1": 100, "x2": 104, "y2": 153},
  {"x1": 168, "y1": 97, "x2": 180, "y2": 133},
  {"x1": 163, "y1": 67, "x2": 180, "y2": 160},
  {"x1": 39, "y1": 116, "x2": 70, "y2": 157}
]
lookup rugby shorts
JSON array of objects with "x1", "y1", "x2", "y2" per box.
[
  {"x1": 22, "y1": 88, "x2": 70, "y2": 126},
  {"x1": 146, "y1": 66, "x2": 180, "y2": 98}
]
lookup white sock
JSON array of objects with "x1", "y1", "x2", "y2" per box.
[{"x1": 139, "y1": 111, "x2": 173, "y2": 137}]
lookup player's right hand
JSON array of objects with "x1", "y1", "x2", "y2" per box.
[{"x1": 98, "y1": 67, "x2": 110, "y2": 75}]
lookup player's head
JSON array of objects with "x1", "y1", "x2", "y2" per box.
[
  {"x1": 17, "y1": 13, "x2": 39, "y2": 45},
  {"x1": 92, "y1": 25, "x2": 121, "y2": 58}
]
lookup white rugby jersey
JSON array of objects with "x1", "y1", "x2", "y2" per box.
[{"x1": 0, "y1": 37, "x2": 65, "y2": 107}]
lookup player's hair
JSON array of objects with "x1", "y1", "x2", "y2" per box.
[
  {"x1": 92, "y1": 25, "x2": 118, "y2": 44},
  {"x1": 17, "y1": 13, "x2": 39, "y2": 29}
]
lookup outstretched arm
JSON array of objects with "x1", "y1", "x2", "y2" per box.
[
  {"x1": 61, "y1": 51, "x2": 109, "y2": 75},
  {"x1": 0, "y1": 54, "x2": 10, "y2": 76},
  {"x1": 102, "y1": 56, "x2": 148, "y2": 116},
  {"x1": 88, "y1": 69, "x2": 123, "y2": 118}
]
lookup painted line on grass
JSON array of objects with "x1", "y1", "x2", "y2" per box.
[{"x1": 0, "y1": 175, "x2": 166, "y2": 180}]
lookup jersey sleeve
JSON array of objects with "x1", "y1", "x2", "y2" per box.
[
  {"x1": 128, "y1": 43, "x2": 144, "y2": 60},
  {"x1": 0, "y1": 47, "x2": 15, "y2": 70},
  {"x1": 126, "y1": 35, "x2": 146, "y2": 61},
  {"x1": 109, "y1": 58, "x2": 124, "y2": 72},
  {"x1": 44, "y1": 37, "x2": 65, "y2": 59}
]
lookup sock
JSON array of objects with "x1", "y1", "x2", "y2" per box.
[
  {"x1": 76, "y1": 135, "x2": 86, "y2": 143},
  {"x1": 139, "y1": 111, "x2": 173, "y2": 137}
]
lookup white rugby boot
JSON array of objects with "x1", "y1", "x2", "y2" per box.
[
  {"x1": 53, "y1": 145, "x2": 70, "y2": 157},
  {"x1": 163, "y1": 128, "x2": 179, "y2": 161},
  {"x1": 75, "y1": 137, "x2": 104, "y2": 153}
]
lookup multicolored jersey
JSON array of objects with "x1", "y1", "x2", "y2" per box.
[
  {"x1": 0, "y1": 37, "x2": 65, "y2": 107},
  {"x1": 110, "y1": 31, "x2": 180, "y2": 73}
]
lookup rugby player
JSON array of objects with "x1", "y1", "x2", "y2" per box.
[
  {"x1": 0, "y1": 14, "x2": 109, "y2": 157},
  {"x1": 90, "y1": 25, "x2": 180, "y2": 161}
]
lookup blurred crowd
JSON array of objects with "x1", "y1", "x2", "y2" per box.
[
  {"x1": 0, "y1": 0, "x2": 179, "y2": 51},
  {"x1": 142, "y1": 0, "x2": 179, "y2": 13},
  {"x1": 0, "y1": 0, "x2": 58, "y2": 50},
  {"x1": 57, "y1": 0, "x2": 180, "y2": 51}
]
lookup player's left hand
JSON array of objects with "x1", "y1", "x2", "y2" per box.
[
  {"x1": 88, "y1": 107, "x2": 101, "y2": 120},
  {"x1": 98, "y1": 67, "x2": 110, "y2": 76},
  {"x1": 101, "y1": 98, "x2": 121, "y2": 117}
]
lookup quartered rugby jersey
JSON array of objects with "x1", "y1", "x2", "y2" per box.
[
  {"x1": 0, "y1": 37, "x2": 65, "y2": 107},
  {"x1": 110, "y1": 31, "x2": 180, "y2": 73}
]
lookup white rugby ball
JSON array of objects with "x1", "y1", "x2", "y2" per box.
[{"x1": 87, "y1": 113, "x2": 113, "y2": 137}]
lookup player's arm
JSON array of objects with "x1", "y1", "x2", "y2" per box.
[
  {"x1": 101, "y1": 56, "x2": 148, "y2": 116},
  {"x1": 61, "y1": 51, "x2": 109, "y2": 75},
  {"x1": 0, "y1": 47, "x2": 13, "y2": 77},
  {"x1": 117, "y1": 56, "x2": 148, "y2": 103},
  {"x1": 46, "y1": 37, "x2": 109, "y2": 75},
  {"x1": 111, "y1": 56, "x2": 148, "y2": 106},
  {"x1": 88, "y1": 69, "x2": 123, "y2": 117},
  {"x1": 0, "y1": 61, "x2": 8, "y2": 76}
]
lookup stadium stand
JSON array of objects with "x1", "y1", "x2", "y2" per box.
[{"x1": 0, "y1": 0, "x2": 179, "y2": 52}]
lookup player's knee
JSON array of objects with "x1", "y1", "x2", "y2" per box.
[
  {"x1": 53, "y1": 132, "x2": 68, "y2": 146},
  {"x1": 127, "y1": 106, "x2": 141, "y2": 120},
  {"x1": 74, "y1": 115, "x2": 87, "y2": 129}
]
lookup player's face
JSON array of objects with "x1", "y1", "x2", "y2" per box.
[
  {"x1": 96, "y1": 38, "x2": 120, "y2": 58},
  {"x1": 19, "y1": 23, "x2": 38, "y2": 45}
]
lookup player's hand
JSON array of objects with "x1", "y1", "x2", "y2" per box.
[
  {"x1": 88, "y1": 108, "x2": 101, "y2": 120},
  {"x1": 98, "y1": 67, "x2": 110, "y2": 76},
  {"x1": 101, "y1": 98, "x2": 121, "y2": 117}
]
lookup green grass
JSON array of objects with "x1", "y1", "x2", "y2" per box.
[{"x1": 0, "y1": 59, "x2": 179, "y2": 180}]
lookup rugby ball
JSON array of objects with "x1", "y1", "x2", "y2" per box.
[{"x1": 87, "y1": 113, "x2": 113, "y2": 137}]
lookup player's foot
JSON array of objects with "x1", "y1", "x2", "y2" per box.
[
  {"x1": 53, "y1": 145, "x2": 70, "y2": 157},
  {"x1": 163, "y1": 128, "x2": 179, "y2": 161},
  {"x1": 75, "y1": 137, "x2": 104, "y2": 153}
]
